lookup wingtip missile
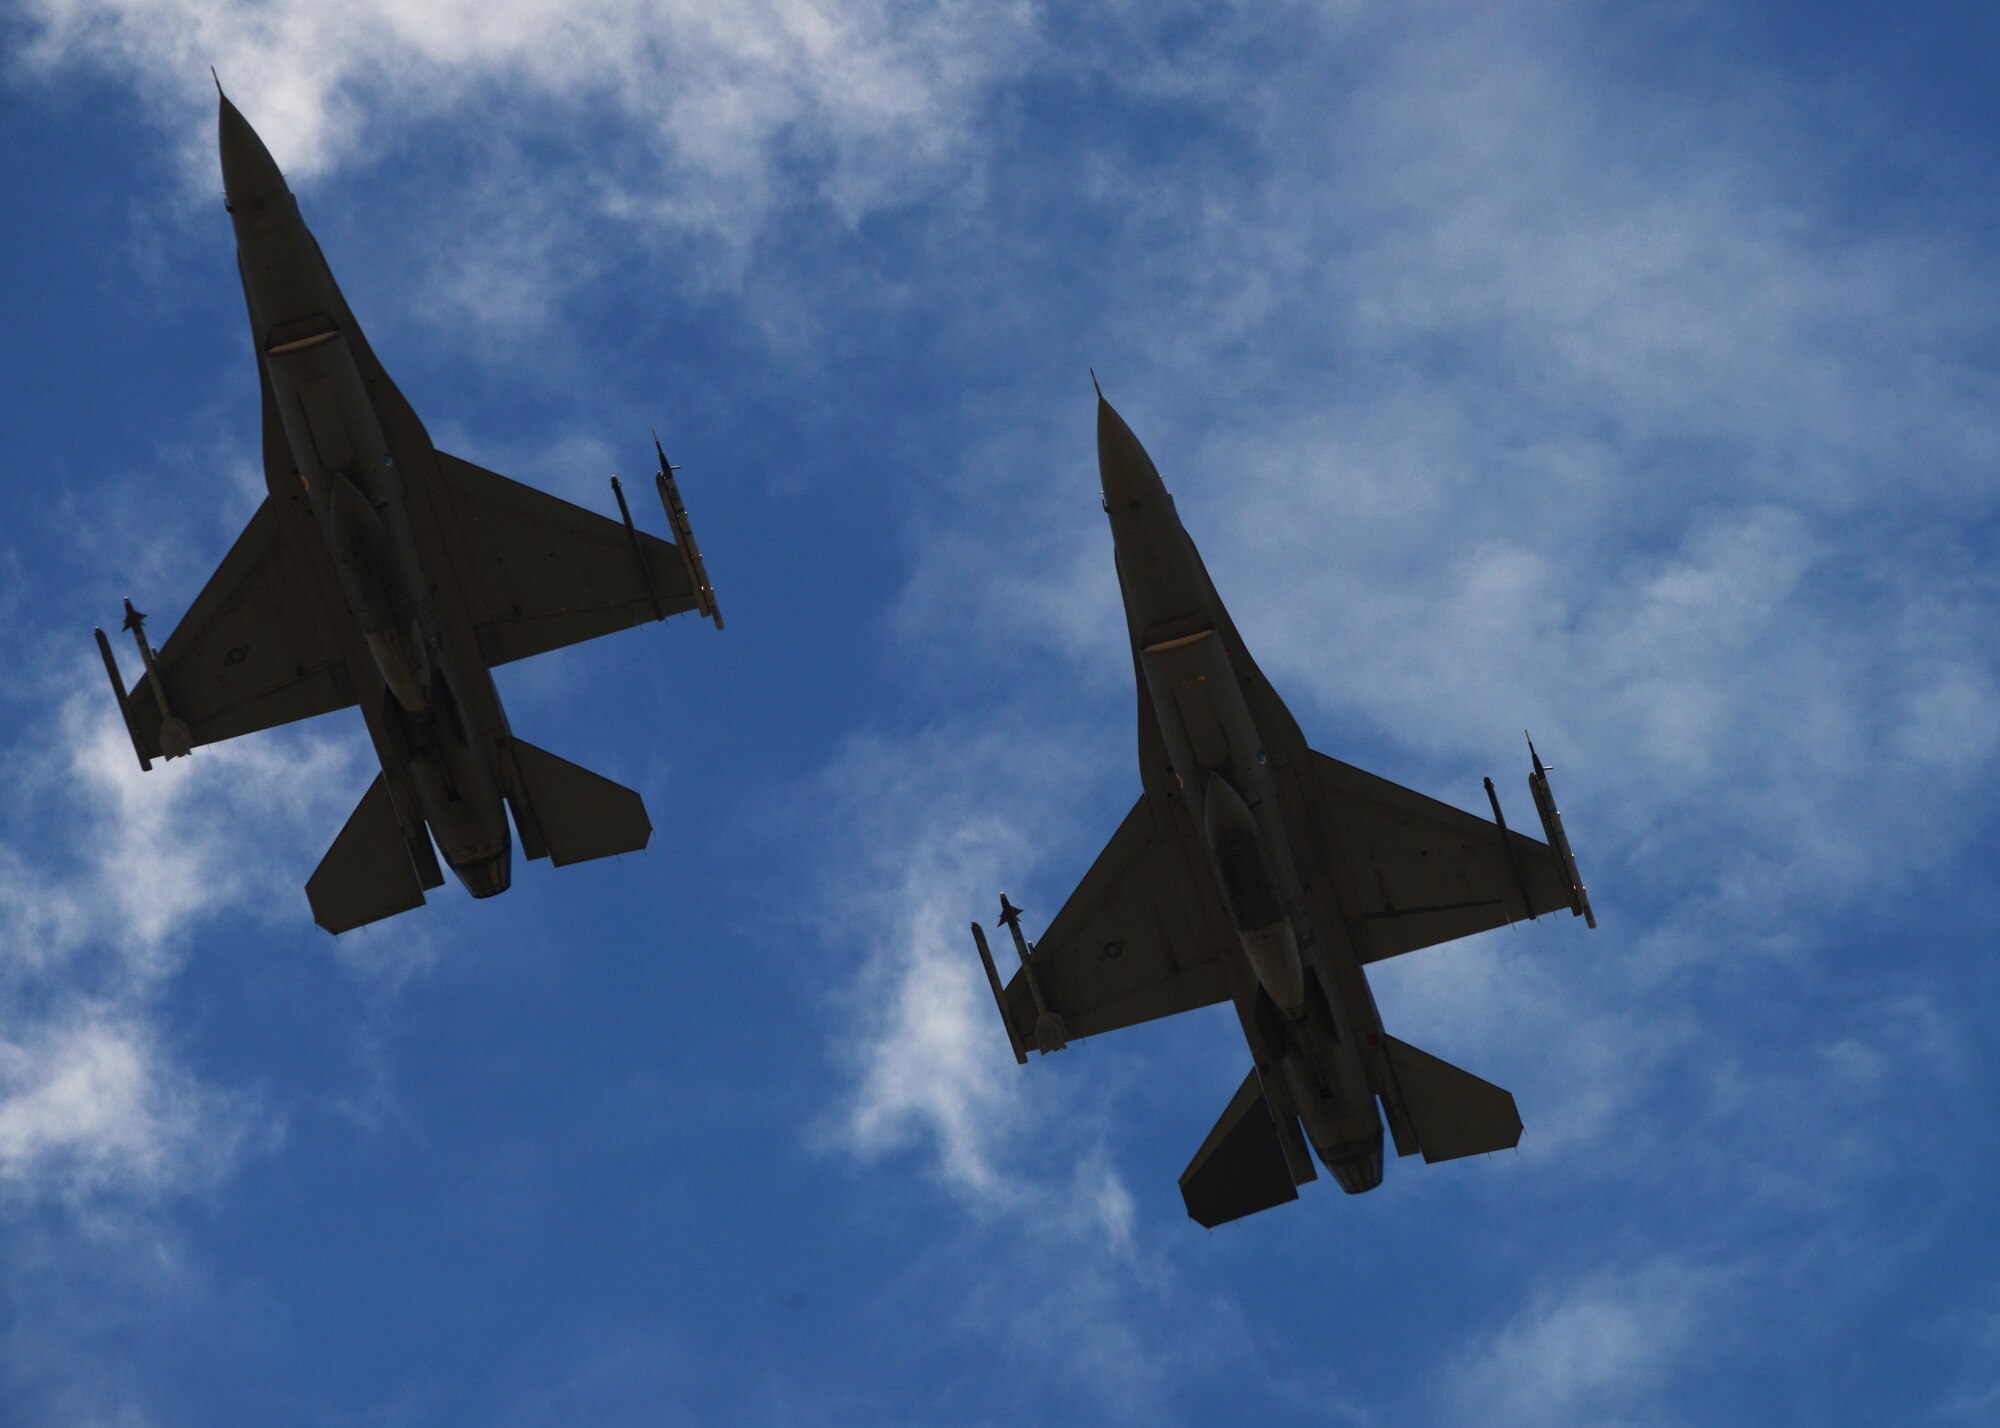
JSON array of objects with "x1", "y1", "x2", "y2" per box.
[
  {"x1": 1524, "y1": 733, "x2": 1594, "y2": 929},
  {"x1": 114, "y1": 597, "x2": 193, "y2": 760},
  {"x1": 95, "y1": 625, "x2": 152, "y2": 772},
  {"x1": 650, "y1": 432, "x2": 720, "y2": 630},
  {"x1": 993, "y1": 893, "x2": 1067, "y2": 1053},
  {"x1": 971, "y1": 921, "x2": 1029, "y2": 1065}
]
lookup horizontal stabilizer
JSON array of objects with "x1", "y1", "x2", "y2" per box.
[
  {"x1": 1179, "y1": 1067, "x2": 1304, "y2": 1228},
  {"x1": 307, "y1": 773, "x2": 429, "y2": 934},
  {"x1": 508, "y1": 739, "x2": 651, "y2": 866},
  {"x1": 1383, "y1": 1035, "x2": 1522, "y2": 1163}
]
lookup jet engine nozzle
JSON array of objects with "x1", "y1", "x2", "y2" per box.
[
  {"x1": 447, "y1": 846, "x2": 513, "y2": 900},
  {"x1": 1327, "y1": 1138, "x2": 1385, "y2": 1195}
]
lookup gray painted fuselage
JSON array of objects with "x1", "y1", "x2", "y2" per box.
[
  {"x1": 1100, "y1": 399, "x2": 1387, "y2": 1191},
  {"x1": 220, "y1": 97, "x2": 511, "y2": 897}
]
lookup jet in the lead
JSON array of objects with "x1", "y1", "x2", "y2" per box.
[
  {"x1": 96, "y1": 93, "x2": 721, "y2": 933},
  {"x1": 973, "y1": 390, "x2": 1595, "y2": 1228}
]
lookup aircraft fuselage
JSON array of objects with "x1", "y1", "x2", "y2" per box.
[
  {"x1": 220, "y1": 99, "x2": 511, "y2": 897},
  {"x1": 1100, "y1": 401, "x2": 1386, "y2": 1192}
]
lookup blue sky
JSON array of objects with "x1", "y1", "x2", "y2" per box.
[{"x1": 4, "y1": 1, "x2": 2000, "y2": 1423}]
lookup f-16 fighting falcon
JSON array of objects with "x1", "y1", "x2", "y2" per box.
[
  {"x1": 972, "y1": 390, "x2": 1595, "y2": 1228},
  {"x1": 95, "y1": 92, "x2": 721, "y2": 934}
]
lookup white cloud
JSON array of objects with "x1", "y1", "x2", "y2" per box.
[
  {"x1": 806, "y1": 720, "x2": 1263, "y2": 1420},
  {"x1": 0, "y1": 1012, "x2": 256, "y2": 1206},
  {"x1": 876, "y1": 0, "x2": 2000, "y2": 1020},
  {"x1": 30, "y1": 0, "x2": 1971, "y2": 1412},
  {"x1": 0, "y1": 674, "x2": 382, "y2": 1422},
  {"x1": 811, "y1": 722, "x2": 1089, "y2": 1208},
  {"x1": 0, "y1": 682, "x2": 361, "y2": 1211},
  {"x1": 17, "y1": 0, "x2": 1039, "y2": 246},
  {"x1": 60, "y1": 685, "x2": 361, "y2": 947},
  {"x1": 14, "y1": 0, "x2": 1051, "y2": 370},
  {"x1": 1444, "y1": 1261, "x2": 1715, "y2": 1428}
]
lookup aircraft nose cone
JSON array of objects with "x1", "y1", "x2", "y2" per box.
[
  {"x1": 1096, "y1": 392, "x2": 1167, "y2": 517},
  {"x1": 218, "y1": 93, "x2": 287, "y2": 206}
]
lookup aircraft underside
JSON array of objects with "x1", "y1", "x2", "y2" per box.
[{"x1": 972, "y1": 394, "x2": 1595, "y2": 1228}]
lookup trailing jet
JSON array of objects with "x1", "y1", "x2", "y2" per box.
[
  {"x1": 972, "y1": 392, "x2": 1595, "y2": 1228},
  {"x1": 96, "y1": 93, "x2": 721, "y2": 934}
]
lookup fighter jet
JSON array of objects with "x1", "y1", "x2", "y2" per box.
[
  {"x1": 972, "y1": 392, "x2": 1595, "y2": 1228},
  {"x1": 95, "y1": 93, "x2": 721, "y2": 934}
]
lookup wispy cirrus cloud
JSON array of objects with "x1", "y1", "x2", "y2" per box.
[
  {"x1": 0, "y1": 668, "x2": 370, "y2": 1424},
  {"x1": 0, "y1": 684, "x2": 359, "y2": 1211},
  {"x1": 17, "y1": 0, "x2": 1038, "y2": 239},
  {"x1": 16, "y1": 0, "x2": 1050, "y2": 368},
  {"x1": 15, "y1": 0, "x2": 1999, "y2": 1421},
  {"x1": 810, "y1": 720, "x2": 1091, "y2": 1208},
  {"x1": 860, "y1": 0, "x2": 2000, "y2": 1145},
  {"x1": 805, "y1": 718, "x2": 1265, "y2": 1423},
  {"x1": 1442, "y1": 1258, "x2": 1717, "y2": 1428}
]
